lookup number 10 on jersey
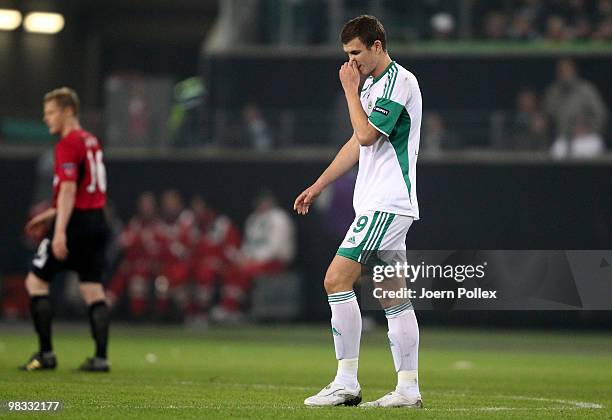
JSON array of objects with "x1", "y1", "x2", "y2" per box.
[{"x1": 86, "y1": 150, "x2": 107, "y2": 194}]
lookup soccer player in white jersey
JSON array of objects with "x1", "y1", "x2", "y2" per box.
[{"x1": 294, "y1": 15, "x2": 422, "y2": 408}]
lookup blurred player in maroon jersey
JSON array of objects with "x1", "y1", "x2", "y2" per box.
[
  {"x1": 190, "y1": 195, "x2": 241, "y2": 318},
  {"x1": 107, "y1": 191, "x2": 162, "y2": 319},
  {"x1": 155, "y1": 190, "x2": 196, "y2": 319},
  {"x1": 20, "y1": 87, "x2": 111, "y2": 372}
]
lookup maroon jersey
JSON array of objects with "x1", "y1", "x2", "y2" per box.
[
  {"x1": 194, "y1": 213, "x2": 241, "y2": 265},
  {"x1": 158, "y1": 210, "x2": 197, "y2": 264},
  {"x1": 53, "y1": 129, "x2": 107, "y2": 210},
  {"x1": 120, "y1": 217, "x2": 162, "y2": 262}
]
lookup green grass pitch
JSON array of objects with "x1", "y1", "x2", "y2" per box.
[{"x1": 0, "y1": 323, "x2": 610, "y2": 419}]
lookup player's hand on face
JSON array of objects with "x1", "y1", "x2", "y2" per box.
[
  {"x1": 339, "y1": 61, "x2": 360, "y2": 95},
  {"x1": 293, "y1": 184, "x2": 322, "y2": 216},
  {"x1": 52, "y1": 232, "x2": 69, "y2": 261}
]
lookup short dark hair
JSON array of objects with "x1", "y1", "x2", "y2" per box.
[
  {"x1": 341, "y1": 15, "x2": 387, "y2": 51},
  {"x1": 44, "y1": 87, "x2": 80, "y2": 115}
]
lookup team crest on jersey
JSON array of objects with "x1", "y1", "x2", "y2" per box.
[
  {"x1": 61, "y1": 162, "x2": 76, "y2": 177},
  {"x1": 368, "y1": 100, "x2": 373, "y2": 110}
]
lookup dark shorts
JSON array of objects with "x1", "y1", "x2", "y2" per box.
[{"x1": 30, "y1": 209, "x2": 110, "y2": 284}]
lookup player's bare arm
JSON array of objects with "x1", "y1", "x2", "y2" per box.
[
  {"x1": 52, "y1": 181, "x2": 77, "y2": 260},
  {"x1": 24, "y1": 208, "x2": 57, "y2": 235},
  {"x1": 293, "y1": 135, "x2": 359, "y2": 215},
  {"x1": 340, "y1": 61, "x2": 380, "y2": 146}
]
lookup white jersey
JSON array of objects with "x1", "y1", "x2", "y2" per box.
[
  {"x1": 242, "y1": 207, "x2": 296, "y2": 264},
  {"x1": 354, "y1": 61, "x2": 421, "y2": 219}
]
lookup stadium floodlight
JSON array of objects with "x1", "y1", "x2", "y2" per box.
[
  {"x1": 23, "y1": 12, "x2": 64, "y2": 34},
  {"x1": 0, "y1": 9, "x2": 22, "y2": 31}
]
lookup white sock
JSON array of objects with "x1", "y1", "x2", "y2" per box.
[
  {"x1": 335, "y1": 358, "x2": 359, "y2": 390},
  {"x1": 385, "y1": 301, "x2": 420, "y2": 397},
  {"x1": 328, "y1": 291, "x2": 361, "y2": 389}
]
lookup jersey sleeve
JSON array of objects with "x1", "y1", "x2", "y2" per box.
[
  {"x1": 55, "y1": 140, "x2": 81, "y2": 183},
  {"x1": 368, "y1": 71, "x2": 411, "y2": 137}
]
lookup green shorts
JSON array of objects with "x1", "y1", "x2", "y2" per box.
[{"x1": 336, "y1": 210, "x2": 413, "y2": 266}]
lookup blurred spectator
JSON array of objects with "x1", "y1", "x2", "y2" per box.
[
  {"x1": 190, "y1": 195, "x2": 241, "y2": 320},
  {"x1": 423, "y1": 112, "x2": 462, "y2": 152},
  {"x1": 513, "y1": 0, "x2": 544, "y2": 25},
  {"x1": 593, "y1": 0, "x2": 612, "y2": 38},
  {"x1": 595, "y1": 0, "x2": 612, "y2": 22},
  {"x1": 107, "y1": 192, "x2": 162, "y2": 319},
  {"x1": 511, "y1": 89, "x2": 549, "y2": 151},
  {"x1": 212, "y1": 190, "x2": 296, "y2": 321},
  {"x1": 508, "y1": 13, "x2": 539, "y2": 40},
  {"x1": 168, "y1": 76, "x2": 206, "y2": 147},
  {"x1": 545, "y1": 15, "x2": 569, "y2": 41},
  {"x1": 156, "y1": 190, "x2": 197, "y2": 320},
  {"x1": 106, "y1": 74, "x2": 173, "y2": 148},
  {"x1": 565, "y1": 0, "x2": 593, "y2": 39},
  {"x1": 475, "y1": 0, "x2": 608, "y2": 41},
  {"x1": 483, "y1": 11, "x2": 509, "y2": 39},
  {"x1": 0, "y1": 202, "x2": 52, "y2": 319},
  {"x1": 600, "y1": 0, "x2": 612, "y2": 12},
  {"x1": 127, "y1": 80, "x2": 149, "y2": 144},
  {"x1": 593, "y1": 16, "x2": 612, "y2": 39},
  {"x1": 544, "y1": 59, "x2": 608, "y2": 158},
  {"x1": 551, "y1": 115, "x2": 605, "y2": 158},
  {"x1": 252, "y1": 0, "x2": 612, "y2": 43},
  {"x1": 242, "y1": 103, "x2": 273, "y2": 152},
  {"x1": 571, "y1": 16, "x2": 593, "y2": 39},
  {"x1": 254, "y1": 0, "x2": 610, "y2": 42},
  {"x1": 1, "y1": 273, "x2": 29, "y2": 319},
  {"x1": 430, "y1": 12, "x2": 455, "y2": 40}
]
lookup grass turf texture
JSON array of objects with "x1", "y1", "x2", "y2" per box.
[{"x1": 0, "y1": 324, "x2": 610, "y2": 419}]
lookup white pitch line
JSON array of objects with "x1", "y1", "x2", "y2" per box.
[
  {"x1": 92, "y1": 404, "x2": 299, "y2": 410},
  {"x1": 498, "y1": 395, "x2": 603, "y2": 409},
  {"x1": 90, "y1": 405, "x2": 600, "y2": 412},
  {"x1": 193, "y1": 382, "x2": 606, "y2": 409},
  {"x1": 172, "y1": 381, "x2": 318, "y2": 392},
  {"x1": 85, "y1": 383, "x2": 605, "y2": 412},
  {"x1": 423, "y1": 407, "x2": 600, "y2": 412}
]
